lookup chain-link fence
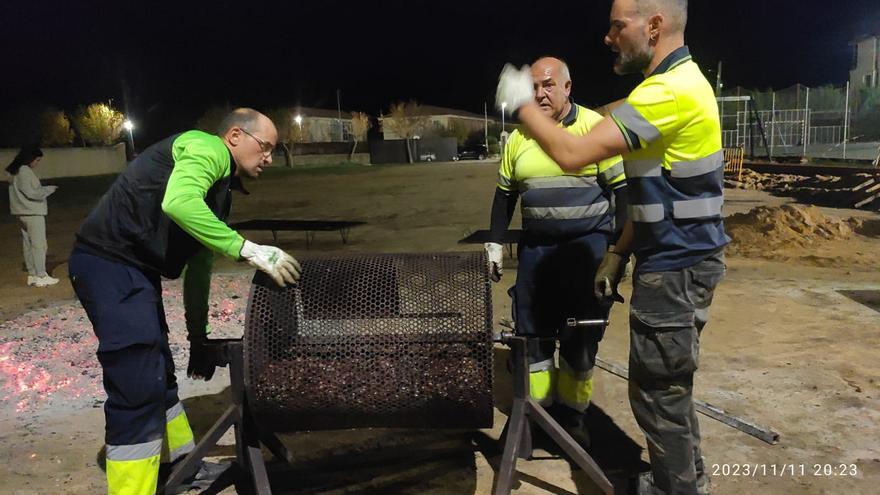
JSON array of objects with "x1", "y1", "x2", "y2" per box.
[{"x1": 718, "y1": 84, "x2": 880, "y2": 164}]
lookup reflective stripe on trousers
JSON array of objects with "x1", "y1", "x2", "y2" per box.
[
  {"x1": 529, "y1": 362, "x2": 556, "y2": 407},
  {"x1": 165, "y1": 402, "x2": 195, "y2": 462},
  {"x1": 556, "y1": 357, "x2": 595, "y2": 412},
  {"x1": 106, "y1": 440, "x2": 162, "y2": 495}
]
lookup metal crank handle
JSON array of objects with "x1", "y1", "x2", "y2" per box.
[{"x1": 565, "y1": 318, "x2": 609, "y2": 329}]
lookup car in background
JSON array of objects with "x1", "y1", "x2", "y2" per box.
[
  {"x1": 419, "y1": 152, "x2": 437, "y2": 162},
  {"x1": 453, "y1": 144, "x2": 489, "y2": 161}
]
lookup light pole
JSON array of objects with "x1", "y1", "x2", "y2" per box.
[
  {"x1": 122, "y1": 119, "x2": 135, "y2": 153},
  {"x1": 501, "y1": 101, "x2": 508, "y2": 132}
]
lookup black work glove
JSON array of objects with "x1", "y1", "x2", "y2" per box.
[{"x1": 187, "y1": 336, "x2": 216, "y2": 381}]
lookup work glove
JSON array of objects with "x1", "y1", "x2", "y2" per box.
[
  {"x1": 187, "y1": 335, "x2": 216, "y2": 381},
  {"x1": 594, "y1": 249, "x2": 626, "y2": 305},
  {"x1": 484, "y1": 242, "x2": 504, "y2": 282},
  {"x1": 496, "y1": 63, "x2": 534, "y2": 113},
  {"x1": 45, "y1": 185, "x2": 58, "y2": 195},
  {"x1": 239, "y1": 240, "x2": 301, "y2": 287}
]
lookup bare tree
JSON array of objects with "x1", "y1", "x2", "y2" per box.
[
  {"x1": 384, "y1": 101, "x2": 428, "y2": 163},
  {"x1": 349, "y1": 112, "x2": 372, "y2": 160},
  {"x1": 74, "y1": 103, "x2": 124, "y2": 146},
  {"x1": 267, "y1": 108, "x2": 295, "y2": 166}
]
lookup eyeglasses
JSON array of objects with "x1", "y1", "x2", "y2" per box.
[{"x1": 240, "y1": 128, "x2": 275, "y2": 154}]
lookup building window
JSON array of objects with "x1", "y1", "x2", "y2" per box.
[{"x1": 865, "y1": 73, "x2": 875, "y2": 88}]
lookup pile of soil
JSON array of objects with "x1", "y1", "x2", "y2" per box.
[{"x1": 725, "y1": 204, "x2": 861, "y2": 260}]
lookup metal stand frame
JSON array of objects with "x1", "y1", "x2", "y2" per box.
[
  {"x1": 161, "y1": 326, "x2": 616, "y2": 494},
  {"x1": 159, "y1": 339, "x2": 291, "y2": 495},
  {"x1": 493, "y1": 330, "x2": 613, "y2": 495}
]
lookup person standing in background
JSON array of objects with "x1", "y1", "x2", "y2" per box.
[{"x1": 6, "y1": 145, "x2": 59, "y2": 287}]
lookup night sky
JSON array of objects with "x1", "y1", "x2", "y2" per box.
[{"x1": 2, "y1": 0, "x2": 878, "y2": 145}]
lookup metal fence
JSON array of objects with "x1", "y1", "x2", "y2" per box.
[{"x1": 718, "y1": 84, "x2": 880, "y2": 163}]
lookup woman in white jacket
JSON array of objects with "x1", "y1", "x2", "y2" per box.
[{"x1": 6, "y1": 146, "x2": 58, "y2": 286}]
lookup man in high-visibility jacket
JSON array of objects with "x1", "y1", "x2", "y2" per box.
[
  {"x1": 495, "y1": 1, "x2": 728, "y2": 493},
  {"x1": 485, "y1": 56, "x2": 626, "y2": 448},
  {"x1": 70, "y1": 108, "x2": 301, "y2": 495}
]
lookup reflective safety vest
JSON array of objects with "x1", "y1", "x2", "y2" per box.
[
  {"x1": 498, "y1": 103, "x2": 626, "y2": 241},
  {"x1": 610, "y1": 46, "x2": 730, "y2": 272}
]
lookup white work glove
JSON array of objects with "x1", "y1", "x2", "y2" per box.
[
  {"x1": 496, "y1": 63, "x2": 534, "y2": 113},
  {"x1": 45, "y1": 185, "x2": 58, "y2": 195},
  {"x1": 594, "y1": 249, "x2": 626, "y2": 305},
  {"x1": 484, "y1": 242, "x2": 504, "y2": 282},
  {"x1": 239, "y1": 240, "x2": 301, "y2": 287}
]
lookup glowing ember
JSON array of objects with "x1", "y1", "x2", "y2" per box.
[{"x1": 0, "y1": 273, "x2": 252, "y2": 414}]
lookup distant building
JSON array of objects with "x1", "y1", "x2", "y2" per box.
[
  {"x1": 851, "y1": 33, "x2": 879, "y2": 91},
  {"x1": 290, "y1": 107, "x2": 354, "y2": 143},
  {"x1": 380, "y1": 104, "x2": 500, "y2": 140}
]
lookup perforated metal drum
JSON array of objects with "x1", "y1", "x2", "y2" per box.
[{"x1": 243, "y1": 252, "x2": 494, "y2": 432}]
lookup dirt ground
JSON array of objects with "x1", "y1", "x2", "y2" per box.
[{"x1": 1, "y1": 161, "x2": 879, "y2": 494}]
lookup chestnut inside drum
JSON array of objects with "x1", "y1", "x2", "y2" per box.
[{"x1": 243, "y1": 252, "x2": 494, "y2": 432}]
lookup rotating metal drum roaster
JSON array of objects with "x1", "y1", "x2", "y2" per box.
[{"x1": 243, "y1": 251, "x2": 494, "y2": 431}]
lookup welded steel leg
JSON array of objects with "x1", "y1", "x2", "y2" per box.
[
  {"x1": 228, "y1": 342, "x2": 249, "y2": 470},
  {"x1": 160, "y1": 405, "x2": 239, "y2": 494},
  {"x1": 242, "y1": 404, "x2": 272, "y2": 495},
  {"x1": 495, "y1": 334, "x2": 613, "y2": 495},
  {"x1": 161, "y1": 342, "x2": 246, "y2": 494},
  {"x1": 529, "y1": 400, "x2": 613, "y2": 494},
  {"x1": 494, "y1": 335, "x2": 533, "y2": 495},
  {"x1": 494, "y1": 399, "x2": 526, "y2": 495},
  {"x1": 260, "y1": 431, "x2": 294, "y2": 464}
]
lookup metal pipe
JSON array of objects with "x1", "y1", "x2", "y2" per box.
[
  {"x1": 594, "y1": 356, "x2": 780, "y2": 445},
  {"x1": 844, "y1": 81, "x2": 850, "y2": 160},
  {"x1": 803, "y1": 87, "x2": 810, "y2": 158},
  {"x1": 770, "y1": 92, "x2": 776, "y2": 161},
  {"x1": 565, "y1": 318, "x2": 609, "y2": 329}
]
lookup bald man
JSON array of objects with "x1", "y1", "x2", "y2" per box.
[
  {"x1": 497, "y1": 1, "x2": 726, "y2": 493},
  {"x1": 70, "y1": 108, "x2": 300, "y2": 495},
  {"x1": 485, "y1": 56, "x2": 627, "y2": 448}
]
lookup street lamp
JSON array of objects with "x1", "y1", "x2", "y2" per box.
[
  {"x1": 122, "y1": 119, "x2": 135, "y2": 153},
  {"x1": 500, "y1": 101, "x2": 508, "y2": 132},
  {"x1": 294, "y1": 114, "x2": 303, "y2": 142}
]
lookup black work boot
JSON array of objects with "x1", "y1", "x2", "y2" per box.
[
  {"x1": 636, "y1": 471, "x2": 712, "y2": 495},
  {"x1": 554, "y1": 405, "x2": 591, "y2": 450},
  {"x1": 159, "y1": 459, "x2": 231, "y2": 493}
]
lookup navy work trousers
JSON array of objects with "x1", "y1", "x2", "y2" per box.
[{"x1": 69, "y1": 248, "x2": 182, "y2": 450}]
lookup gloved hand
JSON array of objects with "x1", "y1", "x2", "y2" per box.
[
  {"x1": 45, "y1": 185, "x2": 58, "y2": 195},
  {"x1": 187, "y1": 336, "x2": 216, "y2": 381},
  {"x1": 239, "y1": 240, "x2": 301, "y2": 287},
  {"x1": 594, "y1": 249, "x2": 626, "y2": 305},
  {"x1": 484, "y1": 242, "x2": 504, "y2": 282},
  {"x1": 496, "y1": 63, "x2": 534, "y2": 113}
]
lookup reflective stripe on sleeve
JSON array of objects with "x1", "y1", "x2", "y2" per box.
[
  {"x1": 611, "y1": 103, "x2": 661, "y2": 143},
  {"x1": 599, "y1": 160, "x2": 625, "y2": 183}
]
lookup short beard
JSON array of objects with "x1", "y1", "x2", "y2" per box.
[{"x1": 613, "y1": 45, "x2": 654, "y2": 75}]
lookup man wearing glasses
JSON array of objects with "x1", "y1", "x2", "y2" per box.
[{"x1": 69, "y1": 108, "x2": 300, "y2": 495}]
